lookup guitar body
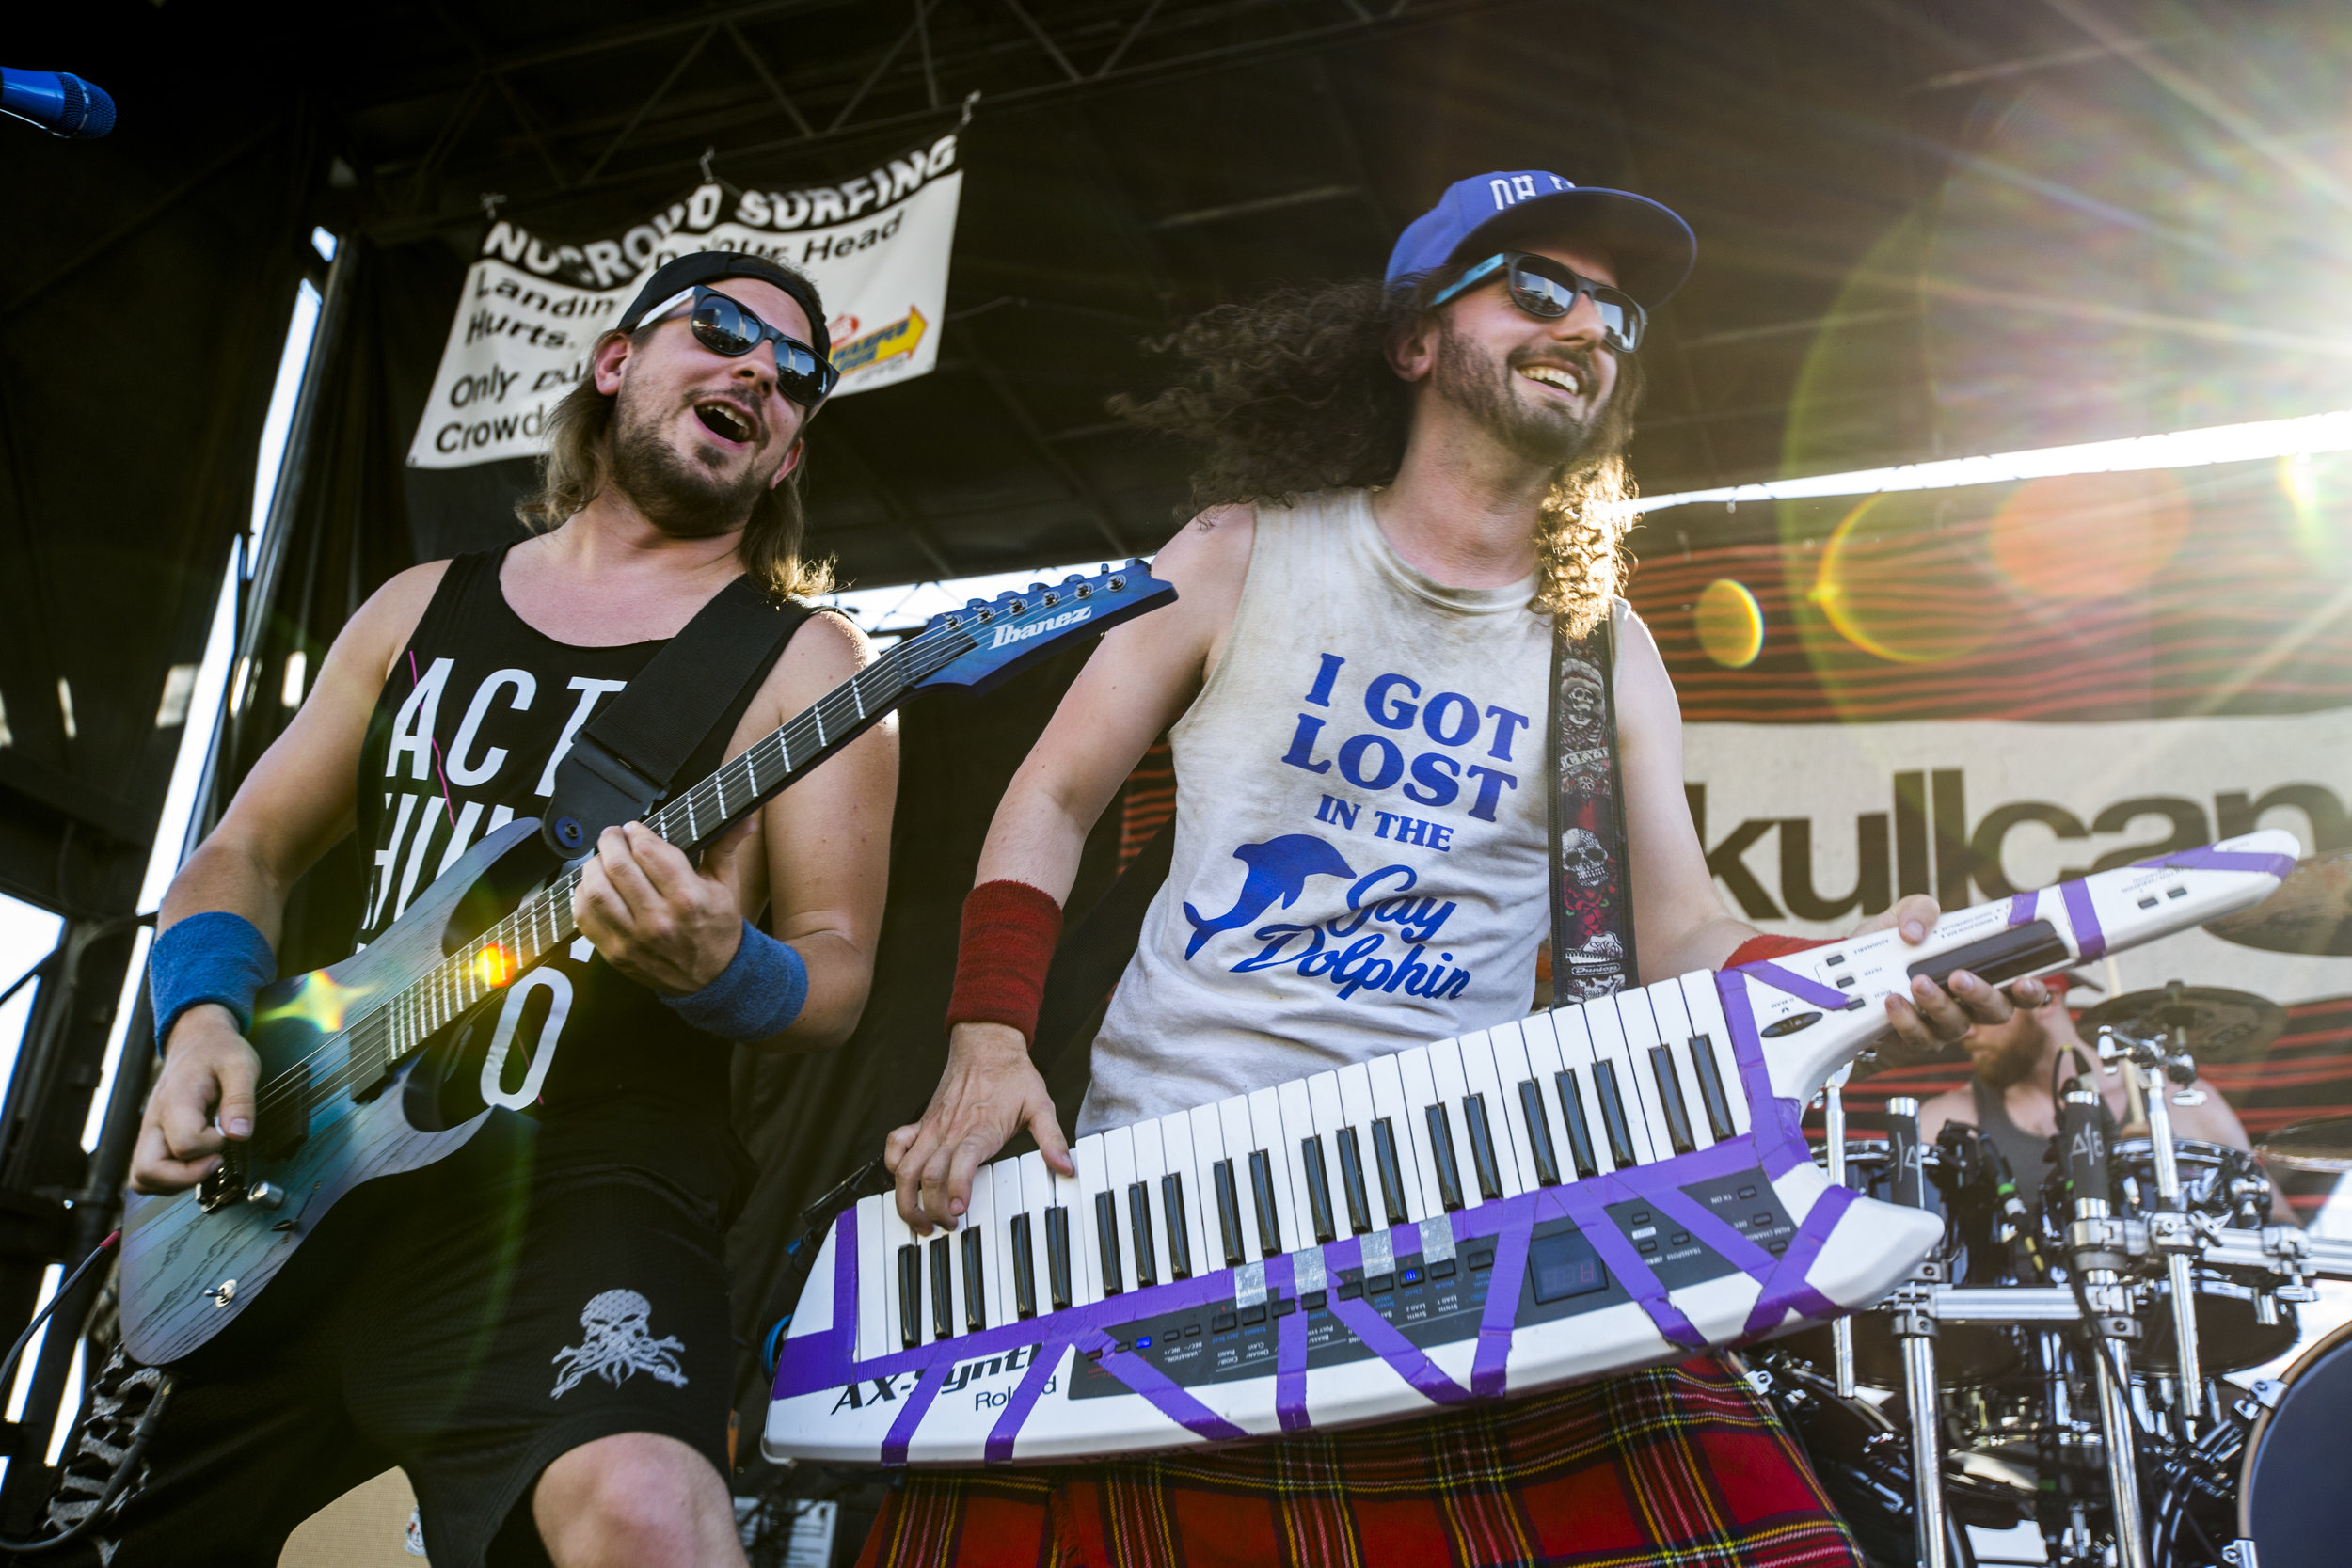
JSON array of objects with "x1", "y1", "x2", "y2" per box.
[{"x1": 118, "y1": 819, "x2": 551, "y2": 1366}]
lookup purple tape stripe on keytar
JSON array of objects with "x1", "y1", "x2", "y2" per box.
[
  {"x1": 1269, "y1": 1253, "x2": 1311, "y2": 1433},
  {"x1": 1082, "y1": 1326, "x2": 1248, "y2": 1442},
  {"x1": 985, "y1": 1337, "x2": 1068, "y2": 1464},
  {"x1": 2137, "y1": 847, "x2": 2296, "y2": 879},
  {"x1": 2060, "y1": 877, "x2": 2106, "y2": 961},
  {"x1": 1740, "y1": 959, "x2": 1853, "y2": 1014},
  {"x1": 1554, "y1": 1177, "x2": 1708, "y2": 1352},
  {"x1": 831, "y1": 1208, "x2": 859, "y2": 1379},
  {"x1": 1471, "y1": 1201, "x2": 1538, "y2": 1398},
  {"x1": 880, "y1": 1356, "x2": 955, "y2": 1466},
  {"x1": 1716, "y1": 970, "x2": 1810, "y2": 1178},
  {"x1": 1322, "y1": 1233, "x2": 1473, "y2": 1405},
  {"x1": 1741, "y1": 1183, "x2": 1855, "y2": 1339},
  {"x1": 2008, "y1": 889, "x2": 2038, "y2": 926}
]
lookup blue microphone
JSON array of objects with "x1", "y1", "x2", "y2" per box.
[{"x1": 1, "y1": 68, "x2": 115, "y2": 138}]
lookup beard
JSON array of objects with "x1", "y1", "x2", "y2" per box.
[
  {"x1": 1430, "y1": 319, "x2": 1611, "y2": 467},
  {"x1": 606, "y1": 380, "x2": 776, "y2": 539},
  {"x1": 1967, "y1": 1026, "x2": 2045, "y2": 1090}
]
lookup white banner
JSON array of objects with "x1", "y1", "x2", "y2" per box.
[
  {"x1": 1685, "y1": 712, "x2": 2352, "y2": 1003},
  {"x1": 407, "y1": 135, "x2": 964, "y2": 469}
]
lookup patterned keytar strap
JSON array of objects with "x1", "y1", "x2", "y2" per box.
[{"x1": 1549, "y1": 608, "x2": 1637, "y2": 1003}]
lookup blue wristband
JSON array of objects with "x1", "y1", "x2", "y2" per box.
[
  {"x1": 660, "y1": 920, "x2": 808, "y2": 1043},
  {"x1": 149, "y1": 911, "x2": 277, "y2": 1054}
]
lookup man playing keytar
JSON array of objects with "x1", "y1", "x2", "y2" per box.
[
  {"x1": 871, "y1": 173, "x2": 2030, "y2": 1567},
  {"x1": 93, "y1": 252, "x2": 894, "y2": 1568}
]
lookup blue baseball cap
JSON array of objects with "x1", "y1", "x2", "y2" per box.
[{"x1": 1385, "y1": 171, "x2": 1695, "y2": 308}]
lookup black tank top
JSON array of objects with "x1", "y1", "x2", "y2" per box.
[
  {"x1": 1970, "y1": 1076, "x2": 2056, "y2": 1185},
  {"x1": 352, "y1": 547, "x2": 808, "y2": 1131}
]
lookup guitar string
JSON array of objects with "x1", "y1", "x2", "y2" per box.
[{"x1": 239, "y1": 616, "x2": 983, "y2": 1125}]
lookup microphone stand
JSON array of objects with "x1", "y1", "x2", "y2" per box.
[
  {"x1": 1884, "y1": 1095, "x2": 1951, "y2": 1568},
  {"x1": 2058, "y1": 1069, "x2": 2150, "y2": 1568}
]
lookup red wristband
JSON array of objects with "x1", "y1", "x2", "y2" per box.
[
  {"x1": 1724, "y1": 933, "x2": 1833, "y2": 968},
  {"x1": 945, "y1": 880, "x2": 1063, "y2": 1043}
]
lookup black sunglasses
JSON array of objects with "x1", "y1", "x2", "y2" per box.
[
  {"x1": 1431, "y1": 252, "x2": 1646, "y2": 354},
  {"x1": 652, "y1": 285, "x2": 839, "y2": 406}
]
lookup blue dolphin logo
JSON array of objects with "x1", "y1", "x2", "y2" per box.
[{"x1": 1183, "y1": 834, "x2": 1358, "y2": 959}]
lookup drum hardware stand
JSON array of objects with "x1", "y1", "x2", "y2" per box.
[
  {"x1": 2095, "y1": 1020, "x2": 2212, "y2": 1413},
  {"x1": 2058, "y1": 1080, "x2": 2153, "y2": 1568},
  {"x1": 1821, "y1": 1067, "x2": 1857, "y2": 1398},
  {"x1": 1882, "y1": 1096, "x2": 1959, "y2": 1568}
]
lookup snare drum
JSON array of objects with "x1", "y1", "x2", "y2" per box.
[{"x1": 2236, "y1": 1320, "x2": 2352, "y2": 1567}]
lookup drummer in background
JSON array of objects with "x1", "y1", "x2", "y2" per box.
[{"x1": 1918, "y1": 973, "x2": 2294, "y2": 1221}]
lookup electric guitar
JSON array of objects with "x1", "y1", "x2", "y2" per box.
[{"x1": 119, "y1": 562, "x2": 1176, "y2": 1365}]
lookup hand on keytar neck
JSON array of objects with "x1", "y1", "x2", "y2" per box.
[
  {"x1": 887, "y1": 1022, "x2": 1074, "y2": 1234},
  {"x1": 574, "y1": 821, "x2": 754, "y2": 996},
  {"x1": 1857, "y1": 892, "x2": 2049, "y2": 1059},
  {"x1": 130, "y1": 1004, "x2": 260, "y2": 1195}
]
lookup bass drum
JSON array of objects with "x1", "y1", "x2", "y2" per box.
[{"x1": 2238, "y1": 1320, "x2": 2352, "y2": 1567}]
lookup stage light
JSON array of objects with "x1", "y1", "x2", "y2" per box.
[{"x1": 1620, "y1": 407, "x2": 2352, "y2": 517}]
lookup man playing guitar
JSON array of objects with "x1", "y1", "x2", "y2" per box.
[
  {"x1": 95, "y1": 252, "x2": 894, "y2": 1567},
  {"x1": 874, "y1": 175, "x2": 2030, "y2": 1565}
]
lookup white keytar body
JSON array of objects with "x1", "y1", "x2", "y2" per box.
[{"x1": 768, "y1": 832, "x2": 2296, "y2": 1466}]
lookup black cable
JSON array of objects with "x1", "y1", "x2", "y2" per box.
[{"x1": 0, "y1": 1230, "x2": 143, "y2": 1555}]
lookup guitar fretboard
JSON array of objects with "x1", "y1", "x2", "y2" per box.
[{"x1": 272, "y1": 612, "x2": 977, "y2": 1112}]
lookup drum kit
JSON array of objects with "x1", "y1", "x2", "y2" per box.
[{"x1": 1750, "y1": 852, "x2": 2352, "y2": 1568}]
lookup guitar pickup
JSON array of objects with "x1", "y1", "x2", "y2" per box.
[
  {"x1": 257, "y1": 1063, "x2": 311, "y2": 1157},
  {"x1": 198, "y1": 1145, "x2": 250, "y2": 1213}
]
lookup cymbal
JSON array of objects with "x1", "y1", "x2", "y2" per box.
[
  {"x1": 2257, "y1": 1115, "x2": 2352, "y2": 1173},
  {"x1": 2076, "y1": 983, "x2": 2286, "y2": 1062},
  {"x1": 2204, "y1": 849, "x2": 2352, "y2": 957}
]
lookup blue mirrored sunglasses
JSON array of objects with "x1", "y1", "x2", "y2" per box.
[
  {"x1": 1431, "y1": 252, "x2": 1645, "y2": 354},
  {"x1": 652, "y1": 285, "x2": 839, "y2": 406}
]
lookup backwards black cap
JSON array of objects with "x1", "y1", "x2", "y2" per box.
[{"x1": 616, "y1": 250, "x2": 832, "y2": 363}]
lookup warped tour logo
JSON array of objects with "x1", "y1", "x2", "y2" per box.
[{"x1": 831, "y1": 307, "x2": 928, "y2": 376}]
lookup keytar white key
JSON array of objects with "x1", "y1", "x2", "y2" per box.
[
  {"x1": 1454, "y1": 1026, "x2": 1526, "y2": 1202},
  {"x1": 1159, "y1": 1109, "x2": 1206, "y2": 1282},
  {"x1": 1245, "y1": 1087, "x2": 1300, "y2": 1258},
  {"x1": 990, "y1": 1160, "x2": 1025, "y2": 1330},
  {"x1": 1644, "y1": 979, "x2": 1714, "y2": 1153},
  {"x1": 1579, "y1": 992, "x2": 1661, "y2": 1167},
  {"x1": 856, "y1": 1193, "x2": 888, "y2": 1363},
  {"x1": 1361, "y1": 1051, "x2": 1427, "y2": 1225},
  {"x1": 1069, "y1": 1135, "x2": 1108, "y2": 1307},
  {"x1": 1677, "y1": 971, "x2": 1751, "y2": 1139},
  {"x1": 1102, "y1": 1125, "x2": 1141, "y2": 1297},
  {"x1": 1480, "y1": 1019, "x2": 1545, "y2": 1192},
  {"x1": 1422, "y1": 1037, "x2": 1481, "y2": 1212},
  {"x1": 1547, "y1": 1001, "x2": 1616, "y2": 1177},
  {"x1": 1613, "y1": 989, "x2": 1681, "y2": 1161}
]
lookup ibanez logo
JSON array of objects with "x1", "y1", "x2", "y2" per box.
[{"x1": 990, "y1": 606, "x2": 1091, "y2": 649}]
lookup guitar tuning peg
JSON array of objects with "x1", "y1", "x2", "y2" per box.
[
  {"x1": 1099, "y1": 563, "x2": 1110, "y2": 576},
  {"x1": 1061, "y1": 573, "x2": 1084, "y2": 586},
  {"x1": 965, "y1": 598, "x2": 986, "y2": 610},
  {"x1": 1026, "y1": 582, "x2": 1046, "y2": 595}
]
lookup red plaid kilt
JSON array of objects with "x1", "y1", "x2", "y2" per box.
[{"x1": 855, "y1": 1357, "x2": 1861, "y2": 1568}]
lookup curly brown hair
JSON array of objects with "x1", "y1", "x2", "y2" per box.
[
  {"x1": 1112, "y1": 262, "x2": 1644, "y2": 635},
  {"x1": 516, "y1": 321, "x2": 834, "y2": 600}
]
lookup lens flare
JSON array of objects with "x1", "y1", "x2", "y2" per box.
[
  {"x1": 2279, "y1": 451, "x2": 2352, "y2": 571},
  {"x1": 1692, "y1": 578, "x2": 1765, "y2": 668},
  {"x1": 471, "y1": 944, "x2": 517, "y2": 990},
  {"x1": 254, "y1": 971, "x2": 367, "y2": 1036},
  {"x1": 1987, "y1": 469, "x2": 2190, "y2": 601},
  {"x1": 1811, "y1": 492, "x2": 2007, "y2": 664}
]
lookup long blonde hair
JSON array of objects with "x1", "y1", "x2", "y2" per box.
[
  {"x1": 515, "y1": 325, "x2": 834, "y2": 600},
  {"x1": 1111, "y1": 262, "x2": 1643, "y2": 637}
]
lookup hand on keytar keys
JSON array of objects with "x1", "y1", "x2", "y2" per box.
[
  {"x1": 131, "y1": 1004, "x2": 261, "y2": 1195},
  {"x1": 1855, "y1": 893, "x2": 2049, "y2": 1059},
  {"x1": 888, "y1": 1022, "x2": 1074, "y2": 1233}
]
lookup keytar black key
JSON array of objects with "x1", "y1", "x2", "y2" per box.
[
  {"x1": 1370, "y1": 1117, "x2": 1409, "y2": 1226},
  {"x1": 961, "y1": 1228, "x2": 987, "y2": 1333},
  {"x1": 1462, "y1": 1094, "x2": 1503, "y2": 1201},
  {"x1": 1688, "y1": 1033, "x2": 1737, "y2": 1142},
  {"x1": 1593, "y1": 1060, "x2": 1638, "y2": 1169},
  {"x1": 1161, "y1": 1171, "x2": 1193, "y2": 1280},
  {"x1": 1044, "y1": 1206, "x2": 1073, "y2": 1312},
  {"x1": 898, "y1": 1243, "x2": 924, "y2": 1349},
  {"x1": 1425, "y1": 1104, "x2": 1466, "y2": 1212},
  {"x1": 1128, "y1": 1182, "x2": 1157, "y2": 1288},
  {"x1": 929, "y1": 1236, "x2": 954, "y2": 1340},
  {"x1": 1247, "y1": 1150, "x2": 1282, "y2": 1256},
  {"x1": 1213, "y1": 1160, "x2": 1245, "y2": 1268},
  {"x1": 1009, "y1": 1212, "x2": 1038, "y2": 1319},
  {"x1": 1518, "y1": 1080, "x2": 1561, "y2": 1186},
  {"x1": 1555, "y1": 1070, "x2": 1599, "y2": 1179},
  {"x1": 1094, "y1": 1191, "x2": 1124, "y2": 1295},
  {"x1": 1336, "y1": 1126, "x2": 1373, "y2": 1233},
  {"x1": 1648, "y1": 1044, "x2": 1697, "y2": 1155},
  {"x1": 1300, "y1": 1135, "x2": 1337, "y2": 1244}
]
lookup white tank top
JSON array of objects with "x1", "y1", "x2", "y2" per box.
[{"x1": 1079, "y1": 489, "x2": 1559, "y2": 1136}]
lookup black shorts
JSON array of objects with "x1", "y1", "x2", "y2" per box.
[{"x1": 70, "y1": 1111, "x2": 744, "y2": 1568}]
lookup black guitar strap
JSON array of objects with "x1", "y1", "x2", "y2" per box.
[
  {"x1": 1546, "y1": 600, "x2": 1640, "y2": 1002},
  {"x1": 541, "y1": 576, "x2": 813, "y2": 857}
]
